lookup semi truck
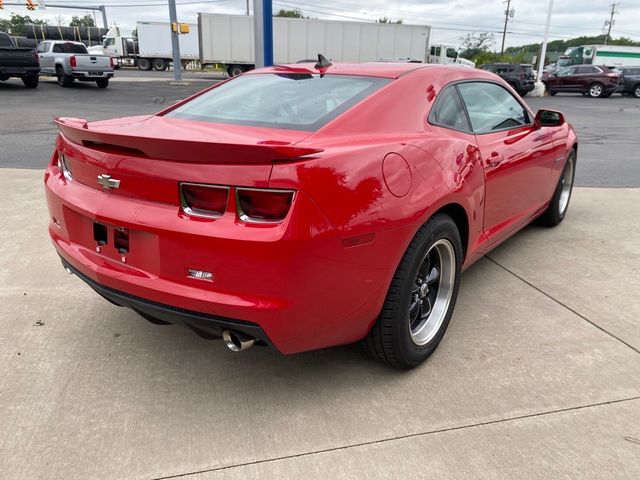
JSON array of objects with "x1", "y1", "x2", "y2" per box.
[
  {"x1": 558, "y1": 45, "x2": 640, "y2": 68},
  {"x1": 87, "y1": 21, "x2": 199, "y2": 71},
  {"x1": 198, "y1": 13, "x2": 473, "y2": 76}
]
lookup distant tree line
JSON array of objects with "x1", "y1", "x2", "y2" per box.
[{"x1": 0, "y1": 13, "x2": 95, "y2": 36}]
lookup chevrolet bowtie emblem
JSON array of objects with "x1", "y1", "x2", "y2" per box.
[{"x1": 97, "y1": 174, "x2": 121, "y2": 190}]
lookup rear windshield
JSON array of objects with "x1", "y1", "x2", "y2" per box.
[
  {"x1": 52, "y1": 43, "x2": 88, "y2": 54},
  {"x1": 166, "y1": 73, "x2": 390, "y2": 131}
]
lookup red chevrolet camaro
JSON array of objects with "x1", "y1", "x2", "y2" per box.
[{"x1": 44, "y1": 61, "x2": 577, "y2": 368}]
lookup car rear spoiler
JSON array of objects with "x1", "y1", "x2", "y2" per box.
[{"x1": 54, "y1": 117, "x2": 324, "y2": 164}]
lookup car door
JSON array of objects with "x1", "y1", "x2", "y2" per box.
[
  {"x1": 572, "y1": 65, "x2": 594, "y2": 91},
  {"x1": 457, "y1": 81, "x2": 556, "y2": 245},
  {"x1": 36, "y1": 42, "x2": 52, "y2": 74}
]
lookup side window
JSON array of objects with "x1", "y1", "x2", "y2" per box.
[
  {"x1": 105, "y1": 38, "x2": 115, "y2": 47},
  {"x1": 36, "y1": 43, "x2": 44, "y2": 53},
  {"x1": 457, "y1": 82, "x2": 530, "y2": 134},
  {"x1": 446, "y1": 48, "x2": 457, "y2": 59},
  {"x1": 428, "y1": 86, "x2": 470, "y2": 133},
  {"x1": 52, "y1": 44, "x2": 63, "y2": 53}
]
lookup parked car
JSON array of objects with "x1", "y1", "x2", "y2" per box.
[
  {"x1": 36, "y1": 40, "x2": 114, "y2": 88},
  {"x1": 45, "y1": 62, "x2": 577, "y2": 368},
  {"x1": 617, "y1": 66, "x2": 640, "y2": 98},
  {"x1": 478, "y1": 63, "x2": 535, "y2": 96},
  {"x1": 544, "y1": 64, "x2": 621, "y2": 97},
  {"x1": 0, "y1": 31, "x2": 40, "y2": 88}
]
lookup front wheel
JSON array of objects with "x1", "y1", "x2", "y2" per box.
[
  {"x1": 360, "y1": 214, "x2": 462, "y2": 369},
  {"x1": 633, "y1": 84, "x2": 640, "y2": 98},
  {"x1": 538, "y1": 150, "x2": 576, "y2": 227},
  {"x1": 96, "y1": 78, "x2": 109, "y2": 89}
]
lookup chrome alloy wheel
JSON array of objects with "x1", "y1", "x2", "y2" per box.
[
  {"x1": 589, "y1": 84, "x2": 603, "y2": 97},
  {"x1": 408, "y1": 239, "x2": 456, "y2": 346},
  {"x1": 559, "y1": 154, "x2": 575, "y2": 215}
]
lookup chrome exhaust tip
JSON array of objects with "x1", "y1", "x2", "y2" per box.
[
  {"x1": 222, "y1": 330, "x2": 256, "y2": 352},
  {"x1": 64, "y1": 266, "x2": 73, "y2": 275}
]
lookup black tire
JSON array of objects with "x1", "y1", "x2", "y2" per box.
[
  {"x1": 152, "y1": 58, "x2": 167, "y2": 71},
  {"x1": 360, "y1": 214, "x2": 463, "y2": 369},
  {"x1": 56, "y1": 66, "x2": 73, "y2": 87},
  {"x1": 549, "y1": 90, "x2": 557, "y2": 96},
  {"x1": 519, "y1": 90, "x2": 528, "y2": 97},
  {"x1": 538, "y1": 149, "x2": 576, "y2": 227},
  {"x1": 633, "y1": 84, "x2": 640, "y2": 98},
  {"x1": 587, "y1": 82, "x2": 604, "y2": 98},
  {"x1": 137, "y1": 58, "x2": 152, "y2": 71},
  {"x1": 96, "y1": 78, "x2": 109, "y2": 89},
  {"x1": 228, "y1": 64, "x2": 244, "y2": 77},
  {"x1": 21, "y1": 75, "x2": 38, "y2": 88}
]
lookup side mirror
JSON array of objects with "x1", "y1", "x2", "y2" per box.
[{"x1": 535, "y1": 109, "x2": 565, "y2": 127}]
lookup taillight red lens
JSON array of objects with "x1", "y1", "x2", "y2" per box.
[
  {"x1": 180, "y1": 183, "x2": 229, "y2": 218},
  {"x1": 110, "y1": 56, "x2": 116, "y2": 68},
  {"x1": 237, "y1": 188, "x2": 294, "y2": 223},
  {"x1": 70, "y1": 55, "x2": 77, "y2": 68}
]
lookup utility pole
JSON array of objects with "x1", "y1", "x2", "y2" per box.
[
  {"x1": 246, "y1": 0, "x2": 249, "y2": 15},
  {"x1": 167, "y1": 0, "x2": 184, "y2": 83},
  {"x1": 253, "y1": 0, "x2": 273, "y2": 68},
  {"x1": 500, "y1": 0, "x2": 513, "y2": 56},
  {"x1": 531, "y1": 0, "x2": 554, "y2": 97},
  {"x1": 604, "y1": 2, "x2": 618, "y2": 45}
]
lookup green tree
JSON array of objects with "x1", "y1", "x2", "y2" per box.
[
  {"x1": 0, "y1": 14, "x2": 46, "y2": 36},
  {"x1": 69, "y1": 14, "x2": 95, "y2": 27},
  {"x1": 275, "y1": 9, "x2": 305, "y2": 18},
  {"x1": 459, "y1": 32, "x2": 495, "y2": 60},
  {"x1": 377, "y1": 17, "x2": 403, "y2": 24}
]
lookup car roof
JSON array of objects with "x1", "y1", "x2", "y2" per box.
[{"x1": 250, "y1": 62, "x2": 482, "y2": 80}]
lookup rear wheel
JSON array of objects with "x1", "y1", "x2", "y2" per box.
[
  {"x1": 360, "y1": 214, "x2": 462, "y2": 369},
  {"x1": 538, "y1": 150, "x2": 576, "y2": 227},
  {"x1": 633, "y1": 84, "x2": 640, "y2": 98},
  {"x1": 21, "y1": 75, "x2": 38, "y2": 88},
  {"x1": 227, "y1": 64, "x2": 245, "y2": 77},
  {"x1": 96, "y1": 78, "x2": 109, "y2": 89},
  {"x1": 137, "y1": 58, "x2": 152, "y2": 71},
  {"x1": 588, "y1": 82, "x2": 604, "y2": 98},
  {"x1": 56, "y1": 66, "x2": 73, "y2": 87},
  {"x1": 152, "y1": 58, "x2": 167, "y2": 71}
]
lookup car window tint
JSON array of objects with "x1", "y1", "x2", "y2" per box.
[
  {"x1": 429, "y1": 86, "x2": 470, "y2": 132},
  {"x1": 166, "y1": 73, "x2": 390, "y2": 131},
  {"x1": 457, "y1": 82, "x2": 529, "y2": 134},
  {"x1": 52, "y1": 43, "x2": 88, "y2": 54}
]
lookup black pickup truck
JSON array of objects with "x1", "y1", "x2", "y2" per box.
[{"x1": 0, "y1": 32, "x2": 40, "y2": 88}]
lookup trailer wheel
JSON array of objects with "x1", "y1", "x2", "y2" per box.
[
  {"x1": 228, "y1": 65, "x2": 245, "y2": 77},
  {"x1": 137, "y1": 58, "x2": 152, "y2": 71},
  {"x1": 153, "y1": 58, "x2": 167, "y2": 71}
]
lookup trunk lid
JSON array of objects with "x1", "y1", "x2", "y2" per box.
[{"x1": 56, "y1": 116, "x2": 320, "y2": 205}]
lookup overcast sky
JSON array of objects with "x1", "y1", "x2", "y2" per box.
[{"x1": 2, "y1": 0, "x2": 639, "y2": 49}]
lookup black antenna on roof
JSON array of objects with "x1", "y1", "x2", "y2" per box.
[{"x1": 314, "y1": 54, "x2": 332, "y2": 69}]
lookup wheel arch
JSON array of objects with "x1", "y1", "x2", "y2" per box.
[{"x1": 433, "y1": 203, "x2": 469, "y2": 263}]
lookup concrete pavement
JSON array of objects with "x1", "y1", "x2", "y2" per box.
[{"x1": 0, "y1": 168, "x2": 639, "y2": 479}]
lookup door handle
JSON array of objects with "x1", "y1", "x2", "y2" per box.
[{"x1": 486, "y1": 152, "x2": 504, "y2": 167}]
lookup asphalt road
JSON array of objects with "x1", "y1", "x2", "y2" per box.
[{"x1": 1, "y1": 75, "x2": 639, "y2": 187}]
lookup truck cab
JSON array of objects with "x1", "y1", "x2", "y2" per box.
[{"x1": 428, "y1": 44, "x2": 475, "y2": 68}]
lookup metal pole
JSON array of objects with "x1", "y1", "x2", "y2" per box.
[
  {"x1": 167, "y1": 0, "x2": 183, "y2": 82},
  {"x1": 262, "y1": 0, "x2": 272, "y2": 66},
  {"x1": 99, "y1": 6, "x2": 108, "y2": 29},
  {"x1": 246, "y1": 0, "x2": 249, "y2": 15},
  {"x1": 253, "y1": 0, "x2": 264, "y2": 68},
  {"x1": 531, "y1": 0, "x2": 553, "y2": 97},
  {"x1": 500, "y1": 0, "x2": 511, "y2": 56}
]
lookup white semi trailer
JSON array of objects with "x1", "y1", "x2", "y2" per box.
[
  {"x1": 198, "y1": 13, "x2": 473, "y2": 76},
  {"x1": 88, "y1": 21, "x2": 199, "y2": 71}
]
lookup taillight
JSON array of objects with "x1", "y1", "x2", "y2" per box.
[
  {"x1": 236, "y1": 188, "x2": 294, "y2": 223},
  {"x1": 33, "y1": 51, "x2": 39, "y2": 65},
  {"x1": 180, "y1": 183, "x2": 229, "y2": 218},
  {"x1": 57, "y1": 151, "x2": 73, "y2": 182},
  {"x1": 69, "y1": 55, "x2": 77, "y2": 69},
  {"x1": 110, "y1": 56, "x2": 116, "y2": 68}
]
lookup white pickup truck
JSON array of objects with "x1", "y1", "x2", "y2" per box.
[{"x1": 36, "y1": 40, "x2": 114, "y2": 88}]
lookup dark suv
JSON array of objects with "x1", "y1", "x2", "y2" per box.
[
  {"x1": 617, "y1": 66, "x2": 640, "y2": 98},
  {"x1": 544, "y1": 64, "x2": 621, "y2": 98},
  {"x1": 478, "y1": 63, "x2": 535, "y2": 96}
]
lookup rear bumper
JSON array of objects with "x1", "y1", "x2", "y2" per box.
[
  {"x1": 61, "y1": 257, "x2": 273, "y2": 345},
  {"x1": 44, "y1": 163, "x2": 399, "y2": 354},
  {"x1": 72, "y1": 71, "x2": 113, "y2": 80},
  {"x1": 0, "y1": 66, "x2": 40, "y2": 77}
]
